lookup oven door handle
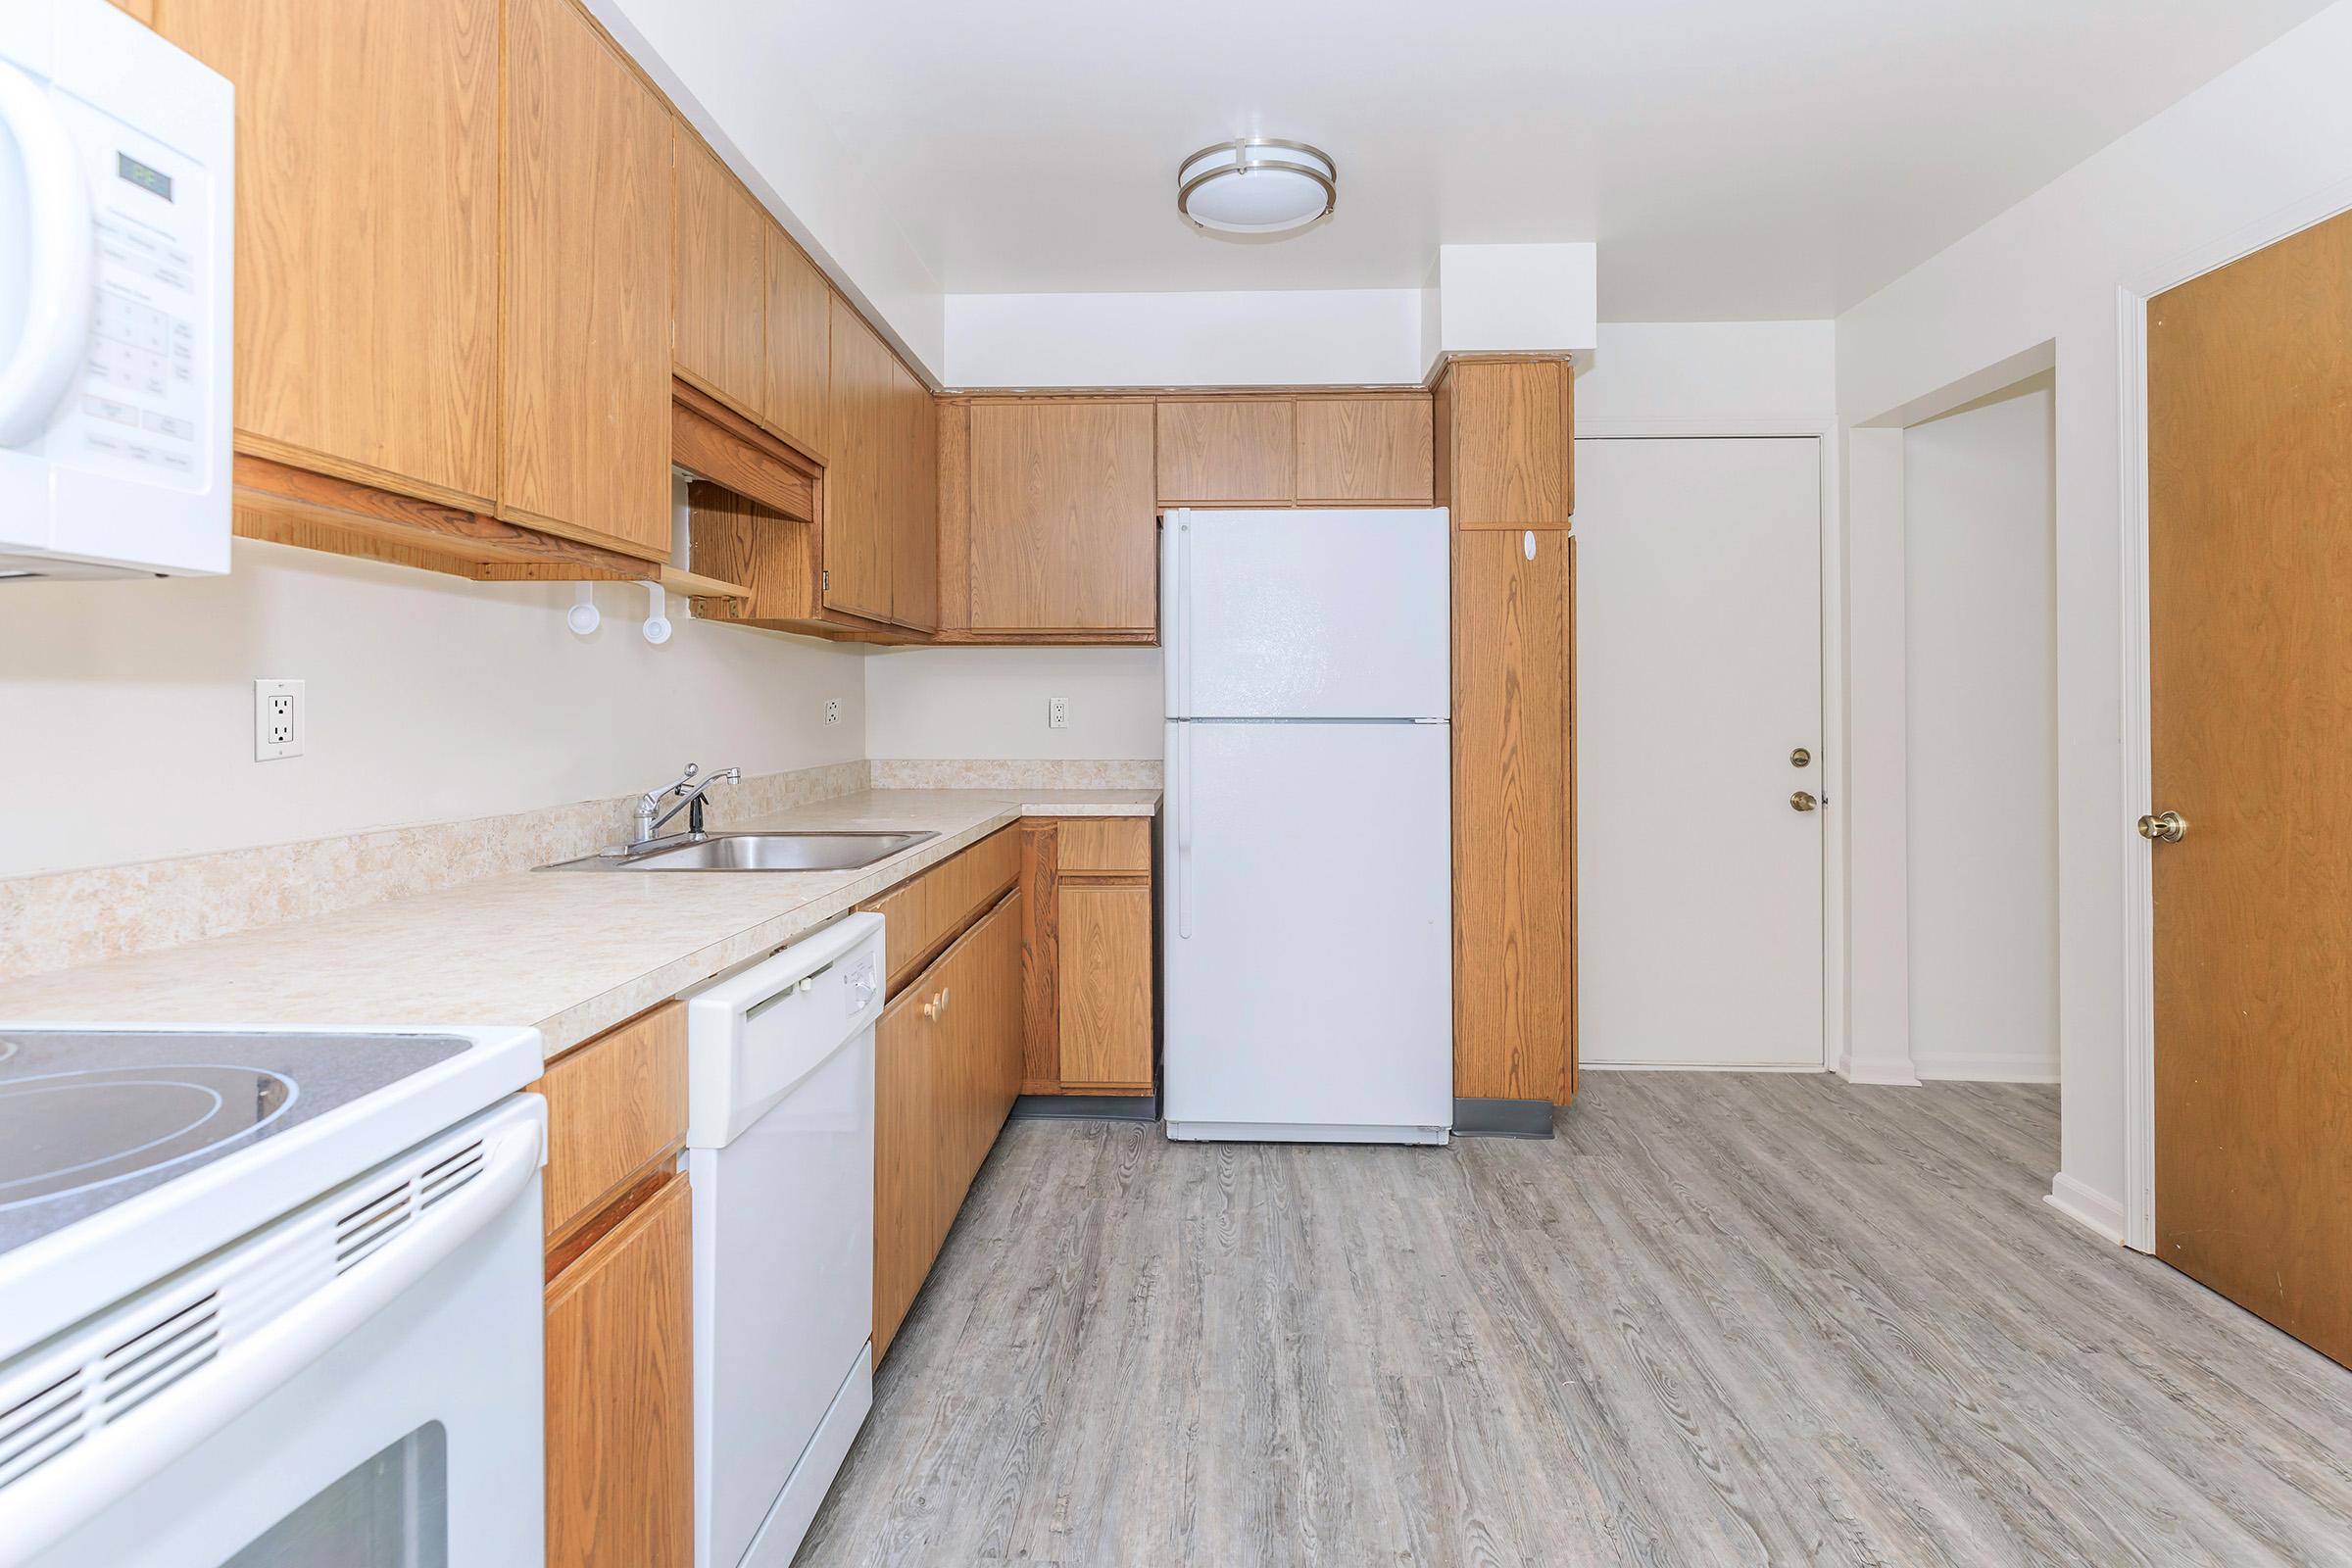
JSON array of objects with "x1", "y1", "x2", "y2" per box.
[{"x1": 0, "y1": 1114, "x2": 544, "y2": 1565}]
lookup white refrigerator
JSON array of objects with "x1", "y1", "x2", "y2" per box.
[{"x1": 1161, "y1": 507, "x2": 1453, "y2": 1145}]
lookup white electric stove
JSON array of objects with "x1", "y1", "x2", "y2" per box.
[{"x1": 0, "y1": 1023, "x2": 546, "y2": 1568}]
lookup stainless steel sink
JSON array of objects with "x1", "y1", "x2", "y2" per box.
[{"x1": 542, "y1": 830, "x2": 936, "y2": 872}]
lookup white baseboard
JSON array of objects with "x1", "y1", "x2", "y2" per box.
[
  {"x1": 1914, "y1": 1053, "x2": 2060, "y2": 1085},
  {"x1": 2045, "y1": 1173, "x2": 2127, "y2": 1245},
  {"x1": 1581, "y1": 1060, "x2": 1827, "y2": 1073},
  {"x1": 1840, "y1": 1059, "x2": 1923, "y2": 1087}
]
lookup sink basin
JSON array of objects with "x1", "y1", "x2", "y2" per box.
[{"x1": 542, "y1": 830, "x2": 937, "y2": 873}]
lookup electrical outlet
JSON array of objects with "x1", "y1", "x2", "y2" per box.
[
  {"x1": 824, "y1": 698, "x2": 843, "y2": 726},
  {"x1": 1048, "y1": 695, "x2": 1069, "y2": 730},
  {"x1": 254, "y1": 678, "x2": 305, "y2": 760}
]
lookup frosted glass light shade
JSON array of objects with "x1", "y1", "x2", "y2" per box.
[{"x1": 1177, "y1": 139, "x2": 1336, "y2": 235}]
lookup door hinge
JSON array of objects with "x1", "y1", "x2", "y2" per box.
[{"x1": 821, "y1": 568, "x2": 829, "y2": 591}]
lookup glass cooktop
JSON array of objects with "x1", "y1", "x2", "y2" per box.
[{"x1": 0, "y1": 1030, "x2": 470, "y2": 1257}]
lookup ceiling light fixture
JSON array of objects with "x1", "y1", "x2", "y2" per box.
[{"x1": 1177, "y1": 138, "x2": 1337, "y2": 236}]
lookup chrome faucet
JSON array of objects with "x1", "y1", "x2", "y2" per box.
[{"x1": 631, "y1": 762, "x2": 741, "y2": 851}]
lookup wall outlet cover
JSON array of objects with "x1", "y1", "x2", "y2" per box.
[
  {"x1": 1048, "y1": 696, "x2": 1069, "y2": 730},
  {"x1": 255, "y1": 678, "x2": 305, "y2": 760},
  {"x1": 825, "y1": 698, "x2": 843, "y2": 725}
]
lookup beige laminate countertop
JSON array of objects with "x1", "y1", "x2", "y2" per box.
[{"x1": 0, "y1": 789, "x2": 1158, "y2": 1058}]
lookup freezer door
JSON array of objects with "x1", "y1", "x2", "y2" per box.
[
  {"x1": 1163, "y1": 718, "x2": 1452, "y2": 1138},
  {"x1": 1161, "y1": 509, "x2": 1451, "y2": 720}
]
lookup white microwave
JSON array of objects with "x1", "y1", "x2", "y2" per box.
[{"x1": 0, "y1": 0, "x2": 230, "y2": 581}]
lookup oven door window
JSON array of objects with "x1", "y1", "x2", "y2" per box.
[{"x1": 222, "y1": 1421, "x2": 449, "y2": 1567}]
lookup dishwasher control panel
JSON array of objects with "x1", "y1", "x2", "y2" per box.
[{"x1": 682, "y1": 912, "x2": 886, "y2": 1148}]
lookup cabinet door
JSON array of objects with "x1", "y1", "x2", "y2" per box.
[
  {"x1": 967, "y1": 402, "x2": 1157, "y2": 632},
  {"x1": 1452, "y1": 528, "x2": 1575, "y2": 1104},
  {"x1": 934, "y1": 891, "x2": 1021, "y2": 1206},
  {"x1": 1155, "y1": 399, "x2": 1294, "y2": 504},
  {"x1": 545, "y1": 1173, "x2": 694, "y2": 1568},
  {"x1": 1297, "y1": 397, "x2": 1435, "y2": 505},
  {"x1": 500, "y1": 0, "x2": 673, "y2": 559},
  {"x1": 824, "y1": 295, "x2": 896, "y2": 622},
  {"x1": 1057, "y1": 884, "x2": 1154, "y2": 1091},
  {"x1": 762, "y1": 228, "x2": 830, "y2": 457},
  {"x1": 873, "y1": 981, "x2": 939, "y2": 1358},
  {"x1": 1436, "y1": 360, "x2": 1575, "y2": 527},
  {"x1": 890, "y1": 356, "x2": 940, "y2": 631},
  {"x1": 671, "y1": 126, "x2": 765, "y2": 416},
  {"x1": 161, "y1": 0, "x2": 500, "y2": 507}
]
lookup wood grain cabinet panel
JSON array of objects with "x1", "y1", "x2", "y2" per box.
[
  {"x1": 544, "y1": 1172, "x2": 694, "y2": 1568},
  {"x1": 532, "y1": 1002, "x2": 688, "y2": 1244},
  {"x1": 967, "y1": 401, "x2": 1157, "y2": 632},
  {"x1": 1437, "y1": 360, "x2": 1575, "y2": 527},
  {"x1": 1056, "y1": 884, "x2": 1154, "y2": 1091},
  {"x1": 1156, "y1": 399, "x2": 1295, "y2": 504},
  {"x1": 499, "y1": 0, "x2": 674, "y2": 559},
  {"x1": 824, "y1": 296, "x2": 897, "y2": 623},
  {"x1": 1452, "y1": 529, "x2": 1575, "y2": 1105},
  {"x1": 1297, "y1": 397, "x2": 1435, "y2": 505},
  {"x1": 160, "y1": 0, "x2": 500, "y2": 508},
  {"x1": 671, "y1": 126, "x2": 766, "y2": 416},
  {"x1": 1054, "y1": 817, "x2": 1151, "y2": 874},
  {"x1": 890, "y1": 356, "x2": 940, "y2": 631},
  {"x1": 872, "y1": 979, "x2": 938, "y2": 1358},
  {"x1": 761, "y1": 228, "x2": 831, "y2": 458}
]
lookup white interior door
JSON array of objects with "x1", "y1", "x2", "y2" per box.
[{"x1": 1576, "y1": 437, "x2": 1825, "y2": 1067}]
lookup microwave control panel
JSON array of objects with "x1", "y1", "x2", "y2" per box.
[{"x1": 53, "y1": 93, "x2": 212, "y2": 494}]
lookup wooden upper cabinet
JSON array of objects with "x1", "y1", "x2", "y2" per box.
[
  {"x1": 1156, "y1": 399, "x2": 1294, "y2": 504},
  {"x1": 823, "y1": 295, "x2": 896, "y2": 622},
  {"x1": 1297, "y1": 397, "x2": 1435, "y2": 505},
  {"x1": 670, "y1": 126, "x2": 765, "y2": 416},
  {"x1": 1435, "y1": 359, "x2": 1575, "y2": 527},
  {"x1": 500, "y1": 0, "x2": 674, "y2": 560},
  {"x1": 891, "y1": 359, "x2": 940, "y2": 631},
  {"x1": 966, "y1": 401, "x2": 1157, "y2": 632},
  {"x1": 761, "y1": 228, "x2": 830, "y2": 458},
  {"x1": 160, "y1": 0, "x2": 500, "y2": 508}
]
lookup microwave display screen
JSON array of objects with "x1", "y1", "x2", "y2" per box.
[{"x1": 117, "y1": 153, "x2": 172, "y2": 202}]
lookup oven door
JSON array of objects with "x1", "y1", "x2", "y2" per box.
[{"x1": 8, "y1": 1098, "x2": 546, "y2": 1568}]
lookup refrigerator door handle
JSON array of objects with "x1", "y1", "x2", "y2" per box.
[{"x1": 1176, "y1": 724, "x2": 1195, "y2": 940}]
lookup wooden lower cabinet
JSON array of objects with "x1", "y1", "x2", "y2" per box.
[
  {"x1": 544, "y1": 1171, "x2": 694, "y2": 1568},
  {"x1": 1019, "y1": 816, "x2": 1158, "y2": 1097},
  {"x1": 873, "y1": 888, "x2": 1024, "y2": 1358}
]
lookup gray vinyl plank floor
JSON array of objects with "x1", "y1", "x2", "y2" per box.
[{"x1": 795, "y1": 1073, "x2": 2352, "y2": 1567}]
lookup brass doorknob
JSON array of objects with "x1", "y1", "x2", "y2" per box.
[
  {"x1": 1790, "y1": 791, "x2": 1818, "y2": 812},
  {"x1": 2137, "y1": 810, "x2": 2186, "y2": 843}
]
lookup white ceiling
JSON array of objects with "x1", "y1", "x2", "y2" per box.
[{"x1": 751, "y1": 0, "x2": 2329, "y2": 320}]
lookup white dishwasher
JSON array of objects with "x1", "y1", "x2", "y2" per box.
[{"x1": 683, "y1": 912, "x2": 883, "y2": 1568}]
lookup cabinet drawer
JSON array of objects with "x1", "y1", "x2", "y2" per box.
[
  {"x1": 863, "y1": 826, "x2": 1019, "y2": 996},
  {"x1": 1054, "y1": 817, "x2": 1151, "y2": 874},
  {"x1": 535, "y1": 1002, "x2": 689, "y2": 1243}
]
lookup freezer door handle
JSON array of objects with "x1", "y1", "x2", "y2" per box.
[{"x1": 1177, "y1": 513, "x2": 1195, "y2": 720}]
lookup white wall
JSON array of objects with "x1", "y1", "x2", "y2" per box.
[
  {"x1": 1579, "y1": 321, "x2": 1838, "y2": 430},
  {"x1": 1903, "y1": 378, "x2": 2059, "y2": 1083},
  {"x1": 1835, "y1": 0, "x2": 2352, "y2": 1235},
  {"x1": 864, "y1": 648, "x2": 1162, "y2": 761},
  {"x1": 946, "y1": 290, "x2": 1425, "y2": 387},
  {"x1": 0, "y1": 538, "x2": 865, "y2": 879}
]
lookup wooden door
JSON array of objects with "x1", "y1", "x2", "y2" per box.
[
  {"x1": 1436, "y1": 359, "x2": 1575, "y2": 527},
  {"x1": 1056, "y1": 884, "x2": 1153, "y2": 1091},
  {"x1": 1155, "y1": 399, "x2": 1294, "y2": 504},
  {"x1": 545, "y1": 1172, "x2": 694, "y2": 1568},
  {"x1": 2148, "y1": 210, "x2": 2352, "y2": 1365},
  {"x1": 761, "y1": 229, "x2": 830, "y2": 457},
  {"x1": 824, "y1": 296, "x2": 897, "y2": 622},
  {"x1": 873, "y1": 979, "x2": 938, "y2": 1357},
  {"x1": 967, "y1": 401, "x2": 1157, "y2": 632},
  {"x1": 500, "y1": 0, "x2": 673, "y2": 559},
  {"x1": 890, "y1": 357, "x2": 940, "y2": 631},
  {"x1": 1452, "y1": 528, "x2": 1574, "y2": 1106},
  {"x1": 1296, "y1": 396, "x2": 1435, "y2": 505},
  {"x1": 159, "y1": 0, "x2": 500, "y2": 508},
  {"x1": 671, "y1": 126, "x2": 766, "y2": 416}
]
